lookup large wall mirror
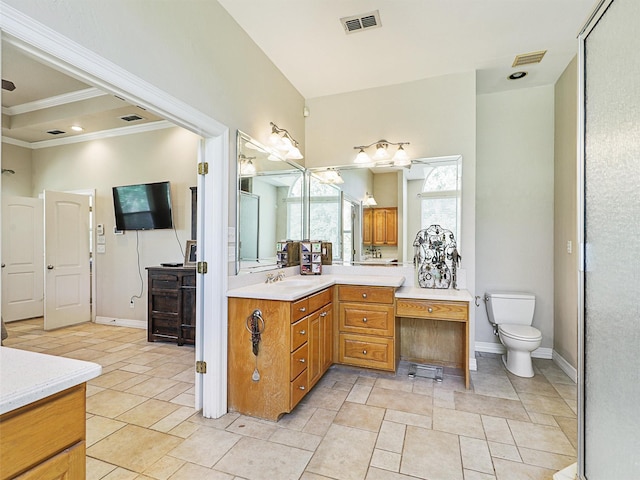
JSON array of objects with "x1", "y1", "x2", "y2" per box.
[
  {"x1": 236, "y1": 131, "x2": 305, "y2": 274},
  {"x1": 236, "y1": 129, "x2": 461, "y2": 274}
]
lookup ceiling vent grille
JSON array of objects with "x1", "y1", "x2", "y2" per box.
[
  {"x1": 340, "y1": 10, "x2": 381, "y2": 34},
  {"x1": 46, "y1": 129, "x2": 66, "y2": 135},
  {"x1": 512, "y1": 50, "x2": 547, "y2": 67},
  {"x1": 120, "y1": 113, "x2": 145, "y2": 122}
]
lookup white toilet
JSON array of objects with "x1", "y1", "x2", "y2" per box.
[{"x1": 485, "y1": 292, "x2": 542, "y2": 378}]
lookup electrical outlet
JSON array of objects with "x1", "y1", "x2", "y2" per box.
[
  {"x1": 129, "y1": 299, "x2": 135, "y2": 309},
  {"x1": 567, "y1": 240, "x2": 573, "y2": 254}
]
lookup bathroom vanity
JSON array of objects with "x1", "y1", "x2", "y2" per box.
[{"x1": 0, "y1": 348, "x2": 101, "y2": 479}]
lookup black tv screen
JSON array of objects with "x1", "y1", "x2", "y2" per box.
[{"x1": 112, "y1": 181, "x2": 174, "y2": 230}]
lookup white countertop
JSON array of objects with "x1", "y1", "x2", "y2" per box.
[
  {"x1": 227, "y1": 273, "x2": 406, "y2": 301},
  {"x1": 0, "y1": 347, "x2": 102, "y2": 415},
  {"x1": 395, "y1": 286, "x2": 474, "y2": 302}
]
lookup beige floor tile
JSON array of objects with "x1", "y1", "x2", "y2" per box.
[
  {"x1": 518, "y1": 447, "x2": 575, "y2": 471},
  {"x1": 401, "y1": 426, "x2": 463, "y2": 480},
  {"x1": 169, "y1": 425, "x2": 240, "y2": 467},
  {"x1": 125, "y1": 352, "x2": 168, "y2": 366},
  {"x1": 463, "y1": 470, "x2": 496, "y2": 480},
  {"x1": 492, "y1": 458, "x2": 556, "y2": 480},
  {"x1": 367, "y1": 387, "x2": 432, "y2": 416},
  {"x1": 276, "y1": 403, "x2": 317, "y2": 431},
  {"x1": 119, "y1": 363, "x2": 154, "y2": 374},
  {"x1": 87, "y1": 456, "x2": 118, "y2": 480},
  {"x1": 153, "y1": 382, "x2": 193, "y2": 401},
  {"x1": 384, "y1": 409, "x2": 432, "y2": 429},
  {"x1": 302, "y1": 472, "x2": 341, "y2": 480},
  {"x1": 225, "y1": 415, "x2": 279, "y2": 440},
  {"x1": 552, "y1": 383, "x2": 577, "y2": 402},
  {"x1": 170, "y1": 368, "x2": 196, "y2": 383},
  {"x1": 488, "y1": 441, "x2": 522, "y2": 462},
  {"x1": 460, "y1": 436, "x2": 494, "y2": 474},
  {"x1": 102, "y1": 467, "x2": 138, "y2": 479},
  {"x1": 481, "y1": 415, "x2": 514, "y2": 445},
  {"x1": 302, "y1": 407, "x2": 338, "y2": 436},
  {"x1": 433, "y1": 388, "x2": 457, "y2": 409},
  {"x1": 86, "y1": 389, "x2": 148, "y2": 418},
  {"x1": 87, "y1": 424, "x2": 182, "y2": 473},
  {"x1": 371, "y1": 448, "x2": 401, "y2": 472},
  {"x1": 508, "y1": 419, "x2": 576, "y2": 456},
  {"x1": 554, "y1": 416, "x2": 578, "y2": 449},
  {"x1": 471, "y1": 372, "x2": 519, "y2": 400},
  {"x1": 346, "y1": 383, "x2": 373, "y2": 404},
  {"x1": 151, "y1": 406, "x2": 197, "y2": 432},
  {"x1": 87, "y1": 415, "x2": 127, "y2": 446},
  {"x1": 412, "y1": 378, "x2": 434, "y2": 396},
  {"x1": 433, "y1": 407, "x2": 486, "y2": 439},
  {"x1": 170, "y1": 462, "x2": 234, "y2": 480},
  {"x1": 187, "y1": 411, "x2": 240, "y2": 430},
  {"x1": 454, "y1": 391, "x2": 530, "y2": 421},
  {"x1": 376, "y1": 420, "x2": 406, "y2": 454},
  {"x1": 518, "y1": 392, "x2": 575, "y2": 418},
  {"x1": 269, "y1": 426, "x2": 322, "y2": 451},
  {"x1": 333, "y1": 380, "x2": 357, "y2": 391},
  {"x1": 508, "y1": 372, "x2": 561, "y2": 398},
  {"x1": 116, "y1": 398, "x2": 181, "y2": 428},
  {"x1": 301, "y1": 385, "x2": 349, "y2": 410},
  {"x1": 307, "y1": 424, "x2": 377, "y2": 480},
  {"x1": 375, "y1": 377, "x2": 414, "y2": 392},
  {"x1": 366, "y1": 467, "x2": 425, "y2": 479},
  {"x1": 142, "y1": 455, "x2": 185, "y2": 479},
  {"x1": 170, "y1": 392, "x2": 195, "y2": 406},
  {"x1": 168, "y1": 419, "x2": 200, "y2": 438},
  {"x1": 334, "y1": 402, "x2": 386, "y2": 432},
  {"x1": 87, "y1": 384, "x2": 106, "y2": 397},
  {"x1": 215, "y1": 436, "x2": 313, "y2": 480},
  {"x1": 527, "y1": 412, "x2": 559, "y2": 427}
]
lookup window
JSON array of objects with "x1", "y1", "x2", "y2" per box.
[{"x1": 419, "y1": 162, "x2": 461, "y2": 242}]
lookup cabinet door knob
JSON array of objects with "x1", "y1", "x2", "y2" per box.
[
  {"x1": 362, "y1": 350, "x2": 367, "y2": 355},
  {"x1": 299, "y1": 358, "x2": 306, "y2": 363},
  {"x1": 428, "y1": 307, "x2": 433, "y2": 313},
  {"x1": 299, "y1": 330, "x2": 306, "y2": 335},
  {"x1": 362, "y1": 293, "x2": 367, "y2": 298},
  {"x1": 320, "y1": 312, "x2": 328, "y2": 317},
  {"x1": 299, "y1": 307, "x2": 306, "y2": 312},
  {"x1": 299, "y1": 385, "x2": 306, "y2": 390},
  {"x1": 362, "y1": 317, "x2": 368, "y2": 323}
]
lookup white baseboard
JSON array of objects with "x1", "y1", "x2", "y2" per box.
[
  {"x1": 95, "y1": 316, "x2": 146, "y2": 330},
  {"x1": 475, "y1": 341, "x2": 553, "y2": 359},
  {"x1": 552, "y1": 351, "x2": 578, "y2": 383},
  {"x1": 469, "y1": 358, "x2": 477, "y2": 371}
]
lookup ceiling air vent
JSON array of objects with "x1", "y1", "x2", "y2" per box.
[
  {"x1": 340, "y1": 10, "x2": 381, "y2": 34},
  {"x1": 119, "y1": 113, "x2": 145, "y2": 122},
  {"x1": 46, "y1": 129, "x2": 66, "y2": 135},
  {"x1": 512, "y1": 50, "x2": 547, "y2": 67}
]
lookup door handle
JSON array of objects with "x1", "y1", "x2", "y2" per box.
[
  {"x1": 47, "y1": 265, "x2": 54, "y2": 270},
  {"x1": 1, "y1": 263, "x2": 5, "y2": 268}
]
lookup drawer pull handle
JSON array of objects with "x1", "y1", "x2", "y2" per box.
[
  {"x1": 363, "y1": 350, "x2": 367, "y2": 355},
  {"x1": 320, "y1": 312, "x2": 328, "y2": 317},
  {"x1": 362, "y1": 317, "x2": 368, "y2": 323},
  {"x1": 362, "y1": 293, "x2": 367, "y2": 298},
  {"x1": 299, "y1": 330, "x2": 306, "y2": 335},
  {"x1": 299, "y1": 386, "x2": 306, "y2": 390},
  {"x1": 299, "y1": 358, "x2": 306, "y2": 363},
  {"x1": 299, "y1": 307, "x2": 306, "y2": 312},
  {"x1": 428, "y1": 307, "x2": 433, "y2": 313}
]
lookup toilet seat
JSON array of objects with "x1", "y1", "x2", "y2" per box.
[{"x1": 499, "y1": 324, "x2": 541, "y2": 341}]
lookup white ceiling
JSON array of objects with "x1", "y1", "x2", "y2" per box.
[{"x1": 217, "y1": 0, "x2": 596, "y2": 98}]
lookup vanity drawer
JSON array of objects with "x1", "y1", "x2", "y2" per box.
[
  {"x1": 339, "y1": 303, "x2": 394, "y2": 336},
  {"x1": 338, "y1": 333, "x2": 395, "y2": 371},
  {"x1": 396, "y1": 299, "x2": 468, "y2": 321},
  {"x1": 290, "y1": 343, "x2": 308, "y2": 380},
  {"x1": 291, "y1": 297, "x2": 309, "y2": 322},
  {"x1": 308, "y1": 287, "x2": 332, "y2": 313},
  {"x1": 290, "y1": 369, "x2": 309, "y2": 408},
  {"x1": 290, "y1": 317, "x2": 309, "y2": 351},
  {"x1": 338, "y1": 285, "x2": 395, "y2": 304}
]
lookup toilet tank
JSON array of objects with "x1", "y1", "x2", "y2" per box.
[{"x1": 486, "y1": 292, "x2": 535, "y2": 326}]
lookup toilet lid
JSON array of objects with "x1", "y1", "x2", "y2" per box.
[{"x1": 499, "y1": 324, "x2": 542, "y2": 341}]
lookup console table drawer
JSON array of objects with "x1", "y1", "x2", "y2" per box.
[
  {"x1": 290, "y1": 317, "x2": 309, "y2": 352},
  {"x1": 338, "y1": 333, "x2": 395, "y2": 371},
  {"x1": 290, "y1": 370, "x2": 308, "y2": 408},
  {"x1": 396, "y1": 299, "x2": 468, "y2": 321},
  {"x1": 339, "y1": 303, "x2": 394, "y2": 336},
  {"x1": 290, "y1": 343, "x2": 309, "y2": 380},
  {"x1": 338, "y1": 285, "x2": 395, "y2": 304}
]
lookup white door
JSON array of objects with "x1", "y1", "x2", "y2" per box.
[
  {"x1": 1, "y1": 196, "x2": 44, "y2": 321},
  {"x1": 44, "y1": 191, "x2": 90, "y2": 330}
]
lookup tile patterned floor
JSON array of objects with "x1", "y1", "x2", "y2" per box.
[{"x1": 4, "y1": 319, "x2": 577, "y2": 480}]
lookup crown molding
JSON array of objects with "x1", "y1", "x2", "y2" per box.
[
  {"x1": 3, "y1": 87, "x2": 107, "y2": 116},
  {"x1": 2, "y1": 119, "x2": 175, "y2": 150}
]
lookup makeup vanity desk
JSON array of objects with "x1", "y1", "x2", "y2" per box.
[{"x1": 395, "y1": 286, "x2": 473, "y2": 389}]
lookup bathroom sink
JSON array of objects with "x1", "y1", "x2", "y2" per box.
[{"x1": 228, "y1": 275, "x2": 333, "y2": 301}]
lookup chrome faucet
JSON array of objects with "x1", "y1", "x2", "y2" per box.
[
  {"x1": 276, "y1": 271, "x2": 286, "y2": 282},
  {"x1": 265, "y1": 273, "x2": 276, "y2": 284}
]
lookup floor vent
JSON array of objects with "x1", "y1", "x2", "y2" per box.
[
  {"x1": 340, "y1": 10, "x2": 381, "y2": 34},
  {"x1": 512, "y1": 50, "x2": 547, "y2": 67},
  {"x1": 120, "y1": 113, "x2": 145, "y2": 122},
  {"x1": 46, "y1": 129, "x2": 66, "y2": 135}
]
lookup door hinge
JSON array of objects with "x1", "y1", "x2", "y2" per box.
[
  {"x1": 195, "y1": 360, "x2": 207, "y2": 374},
  {"x1": 197, "y1": 261, "x2": 208, "y2": 274},
  {"x1": 198, "y1": 162, "x2": 209, "y2": 175}
]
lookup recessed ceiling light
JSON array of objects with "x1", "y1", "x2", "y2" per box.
[
  {"x1": 508, "y1": 71, "x2": 528, "y2": 80},
  {"x1": 71, "y1": 125, "x2": 84, "y2": 132}
]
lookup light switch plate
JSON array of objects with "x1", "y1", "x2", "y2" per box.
[{"x1": 97, "y1": 244, "x2": 106, "y2": 254}]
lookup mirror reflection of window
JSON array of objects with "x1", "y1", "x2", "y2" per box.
[
  {"x1": 307, "y1": 177, "x2": 341, "y2": 259},
  {"x1": 419, "y1": 162, "x2": 461, "y2": 242}
]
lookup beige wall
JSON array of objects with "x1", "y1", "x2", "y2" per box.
[
  {"x1": 1, "y1": 144, "x2": 33, "y2": 196},
  {"x1": 476, "y1": 86, "x2": 555, "y2": 349},
  {"x1": 553, "y1": 57, "x2": 578, "y2": 368}
]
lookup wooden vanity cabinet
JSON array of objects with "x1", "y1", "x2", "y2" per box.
[
  {"x1": 147, "y1": 267, "x2": 196, "y2": 345},
  {"x1": 228, "y1": 287, "x2": 332, "y2": 421},
  {"x1": 337, "y1": 285, "x2": 398, "y2": 372},
  {"x1": 372, "y1": 207, "x2": 398, "y2": 246}
]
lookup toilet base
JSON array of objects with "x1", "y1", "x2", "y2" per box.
[{"x1": 502, "y1": 352, "x2": 534, "y2": 378}]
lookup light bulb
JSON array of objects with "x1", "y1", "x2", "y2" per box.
[
  {"x1": 373, "y1": 143, "x2": 389, "y2": 161},
  {"x1": 286, "y1": 146, "x2": 303, "y2": 160},
  {"x1": 392, "y1": 145, "x2": 411, "y2": 166},
  {"x1": 354, "y1": 148, "x2": 372, "y2": 164}
]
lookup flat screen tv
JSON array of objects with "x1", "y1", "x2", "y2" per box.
[{"x1": 112, "y1": 181, "x2": 174, "y2": 231}]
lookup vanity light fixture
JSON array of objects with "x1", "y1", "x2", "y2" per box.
[
  {"x1": 268, "y1": 122, "x2": 304, "y2": 160},
  {"x1": 315, "y1": 169, "x2": 344, "y2": 185},
  {"x1": 70, "y1": 125, "x2": 84, "y2": 132},
  {"x1": 363, "y1": 192, "x2": 377, "y2": 206},
  {"x1": 239, "y1": 154, "x2": 257, "y2": 176},
  {"x1": 353, "y1": 139, "x2": 411, "y2": 166}
]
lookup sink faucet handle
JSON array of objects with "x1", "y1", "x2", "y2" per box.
[
  {"x1": 277, "y1": 271, "x2": 286, "y2": 281},
  {"x1": 265, "y1": 273, "x2": 275, "y2": 283}
]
